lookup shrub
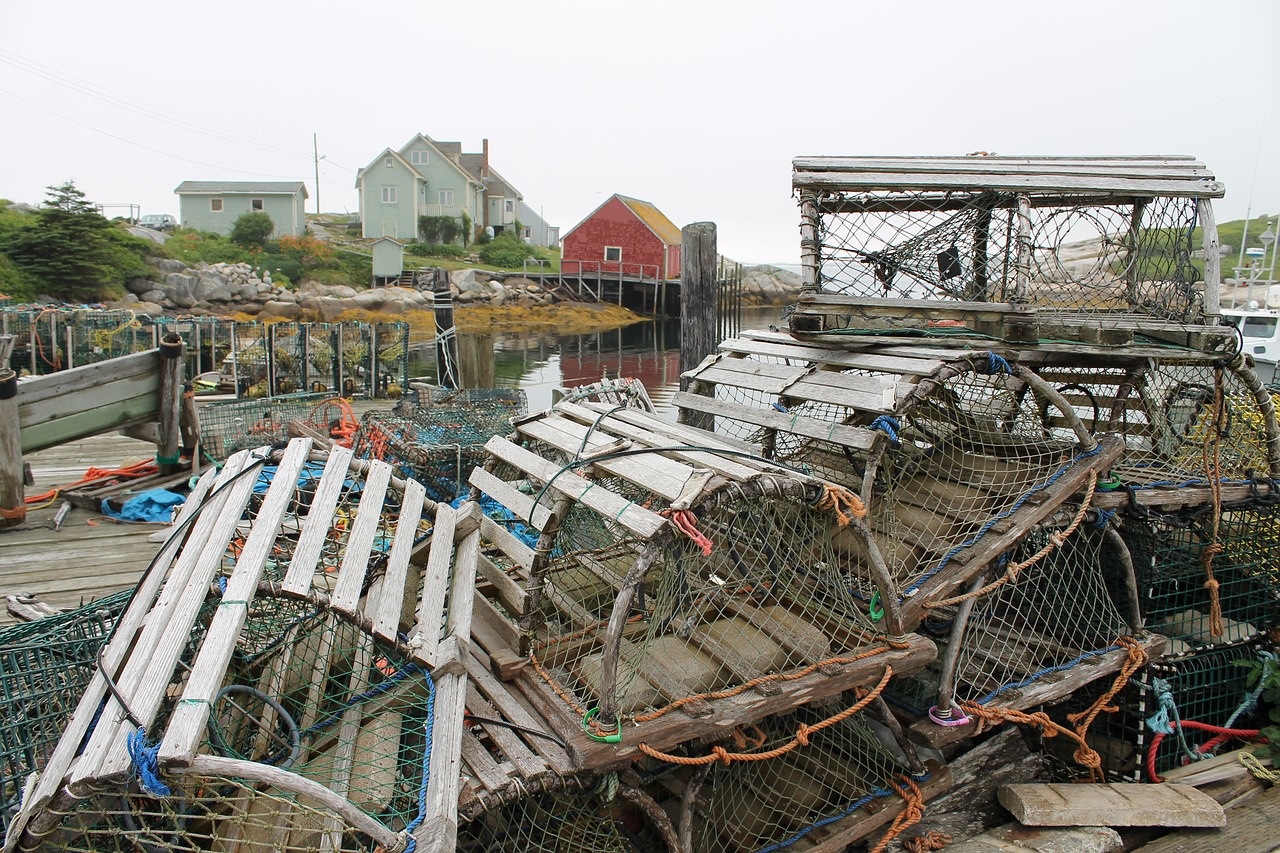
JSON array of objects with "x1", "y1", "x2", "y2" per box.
[
  {"x1": 0, "y1": 252, "x2": 34, "y2": 300},
  {"x1": 406, "y1": 242, "x2": 467, "y2": 259},
  {"x1": 276, "y1": 234, "x2": 337, "y2": 269},
  {"x1": 477, "y1": 232, "x2": 537, "y2": 268},
  {"x1": 230, "y1": 211, "x2": 275, "y2": 248},
  {"x1": 418, "y1": 215, "x2": 461, "y2": 244},
  {"x1": 164, "y1": 230, "x2": 248, "y2": 266}
]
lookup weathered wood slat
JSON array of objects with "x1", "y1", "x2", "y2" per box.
[
  {"x1": 447, "y1": 504, "x2": 480, "y2": 652},
  {"x1": 672, "y1": 391, "x2": 878, "y2": 453},
  {"x1": 412, "y1": 503, "x2": 456, "y2": 665},
  {"x1": 459, "y1": 730, "x2": 510, "y2": 791},
  {"x1": 328, "y1": 461, "x2": 392, "y2": 615},
  {"x1": 481, "y1": 436, "x2": 666, "y2": 539},
  {"x1": 463, "y1": 682, "x2": 547, "y2": 780},
  {"x1": 476, "y1": 553, "x2": 529, "y2": 616},
  {"x1": 414, "y1": 671, "x2": 467, "y2": 853},
  {"x1": 464, "y1": 653, "x2": 573, "y2": 772},
  {"x1": 792, "y1": 170, "x2": 1225, "y2": 198},
  {"x1": 157, "y1": 439, "x2": 313, "y2": 767},
  {"x1": 75, "y1": 448, "x2": 264, "y2": 785},
  {"x1": 471, "y1": 588, "x2": 522, "y2": 654},
  {"x1": 718, "y1": 336, "x2": 944, "y2": 376},
  {"x1": 998, "y1": 782, "x2": 1225, "y2": 828},
  {"x1": 16, "y1": 349, "x2": 160, "y2": 406},
  {"x1": 468, "y1": 466, "x2": 549, "y2": 529},
  {"x1": 371, "y1": 477, "x2": 428, "y2": 644},
  {"x1": 793, "y1": 156, "x2": 1210, "y2": 179},
  {"x1": 281, "y1": 445, "x2": 355, "y2": 596},
  {"x1": 479, "y1": 513, "x2": 535, "y2": 570}
]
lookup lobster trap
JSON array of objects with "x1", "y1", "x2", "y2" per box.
[
  {"x1": 196, "y1": 392, "x2": 349, "y2": 461},
  {"x1": 679, "y1": 337, "x2": 1123, "y2": 633},
  {"x1": 790, "y1": 156, "x2": 1233, "y2": 352},
  {"x1": 465, "y1": 400, "x2": 936, "y2": 771},
  {"x1": 0, "y1": 590, "x2": 134, "y2": 835},
  {"x1": 6, "y1": 440, "x2": 483, "y2": 853},
  {"x1": 352, "y1": 390, "x2": 527, "y2": 502},
  {"x1": 684, "y1": 703, "x2": 942, "y2": 853}
]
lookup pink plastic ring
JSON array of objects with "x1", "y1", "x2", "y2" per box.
[{"x1": 927, "y1": 705, "x2": 972, "y2": 727}]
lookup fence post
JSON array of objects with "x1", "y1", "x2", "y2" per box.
[
  {"x1": 679, "y1": 222, "x2": 717, "y2": 430},
  {"x1": 157, "y1": 333, "x2": 185, "y2": 475},
  {"x1": 0, "y1": 368, "x2": 23, "y2": 526},
  {"x1": 432, "y1": 267, "x2": 461, "y2": 390}
]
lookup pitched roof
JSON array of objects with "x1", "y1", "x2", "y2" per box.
[
  {"x1": 174, "y1": 181, "x2": 308, "y2": 197},
  {"x1": 459, "y1": 153, "x2": 484, "y2": 182},
  {"x1": 617, "y1": 195, "x2": 681, "y2": 244}
]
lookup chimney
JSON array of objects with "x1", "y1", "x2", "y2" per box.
[{"x1": 482, "y1": 138, "x2": 490, "y2": 179}]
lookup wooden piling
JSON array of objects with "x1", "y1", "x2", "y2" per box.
[
  {"x1": 0, "y1": 368, "x2": 23, "y2": 526},
  {"x1": 432, "y1": 268, "x2": 461, "y2": 390},
  {"x1": 679, "y1": 222, "x2": 717, "y2": 430},
  {"x1": 157, "y1": 333, "x2": 185, "y2": 475}
]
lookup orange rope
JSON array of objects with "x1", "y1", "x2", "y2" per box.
[
  {"x1": 636, "y1": 667, "x2": 892, "y2": 765},
  {"x1": 663, "y1": 508, "x2": 714, "y2": 556},
  {"x1": 311, "y1": 397, "x2": 358, "y2": 447},
  {"x1": 958, "y1": 700, "x2": 1105, "y2": 782},
  {"x1": 1199, "y1": 368, "x2": 1226, "y2": 639},
  {"x1": 1066, "y1": 636, "x2": 1148, "y2": 737},
  {"x1": 870, "y1": 776, "x2": 927, "y2": 853},
  {"x1": 24, "y1": 459, "x2": 158, "y2": 505},
  {"x1": 813, "y1": 483, "x2": 867, "y2": 526},
  {"x1": 903, "y1": 831, "x2": 953, "y2": 853},
  {"x1": 924, "y1": 471, "x2": 1096, "y2": 610}
]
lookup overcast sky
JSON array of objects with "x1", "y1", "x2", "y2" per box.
[{"x1": 1, "y1": 0, "x2": 1277, "y2": 264}]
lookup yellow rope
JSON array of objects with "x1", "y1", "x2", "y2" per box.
[{"x1": 1239, "y1": 751, "x2": 1280, "y2": 782}]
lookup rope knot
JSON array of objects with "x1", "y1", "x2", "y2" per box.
[
  {"x1": 867, "y1": 415, "x2": 901, "y2": 444},
  {"x1": 663, "y1": 508, "x2": 714, "y2": 556},
  {"x1": 813, "y1": 483, "x2": 867, "y2": 526},
  {"x1": 794, "y1": 724, "x2": 813, "y2": 747},
  {"x1": 712, "y1": 745, "x2": 732, "y2": 766}
]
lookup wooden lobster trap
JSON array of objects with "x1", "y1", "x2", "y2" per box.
[
  {"x1": 4, "y1": 440, "x2": 480, "y2": 853},
  {"x1": 464, "y1": 400, "x2": 936, "y2": 771},
  {"x1": 679, "y1": 332, "x2": 1123, "y2": 634},
  {"x1": 790, "y1": 155, "x2": 1234, "y2": 353}
]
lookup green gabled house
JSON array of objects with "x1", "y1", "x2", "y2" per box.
[
  {"x1": 355, "y1": 134, "x2": 523, "y2": 241},
  {"x1": 174, "y1": 181, "x2": 308, "y2": 237}
]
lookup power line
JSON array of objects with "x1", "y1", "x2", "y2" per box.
[
  {"x1": 0, "y1": 87, "x2": 306, "y2": 180},
  {"x1": 0, "y1": 48, "x2": 312, "y2": 161}
]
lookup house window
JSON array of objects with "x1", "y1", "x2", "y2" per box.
[
  {"x1": 251, "y1": 199, "x2": 264, "y2": 211},
  {"x1": 411, "y1": 150, "x2": 429, "y2": 165},
  {"x1": 385, "y1": 157, "x2": 393, "y2": 168},
  {"x1": 604, "y1": 247, "x2": 622, "y2": 262},
  {"x1": 438, "y1": 190, "x2": 454, "y2": 206},
  {"x1": 505, "y1": 199, "x2": 515, "y2": 214},
  {"x1": 382, "y1": 186, "x2": 397, "y2": 204},
  {"x1": 523, "y1": 227, "x2": 531, "y2": 239},
  {"x1": 210, "y1": 198, "x2": 223, "y2": 212}
]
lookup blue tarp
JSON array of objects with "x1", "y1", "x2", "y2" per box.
[{"x1": 100, "y1": 489, "x2": 187, "y2": 523}]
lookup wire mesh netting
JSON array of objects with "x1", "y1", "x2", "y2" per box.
[
  {"x1": 945, "y1": 521, "x2": 1136, "y2": 707},
  {"x1": 198, "y1": 393, "x2": 337, "y2": 461},
  {"x1": 457, "y1": 778, "x2": 675, "y2": 853},
  {"x1": 1123, "y1": 504, "x2": 1279, "y2": 651},
  {"x1": 0, "y1": 590, "x2": 133, "y2": 835},
  {"x1": 803, "y1": 190, "x2": 1207, "y2": 323},
  {"x1": 687, "y1": 704, "x2": 915, "y2": 853},
  {"x1": 353, "y1": 391, "x2": 525, "y2": 502}
]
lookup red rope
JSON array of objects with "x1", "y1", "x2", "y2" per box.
[
  {"x1": 1145, "y1": 719, "x2": 1264, "y2": 782},
  {"x1": 664, "y1": 508, "x2": 714, "y2": 556}
]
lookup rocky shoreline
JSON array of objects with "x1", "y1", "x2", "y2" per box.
[{"x1": 102, "y1": 258, "x2": 802, "y2": 323}]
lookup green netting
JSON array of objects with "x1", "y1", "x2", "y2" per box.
[
  {"x1": 688, "y1": 703, "x2": 913, "y2": 853},
  {"x1": 198, "y1": 393, "x2": 332, "y2": 461},
  {"x1": 1125, "y1": 504, "x2": 1279, "y2": 650},
  {"x1": 0, "y1": 591, "x2": 134, "y2": 835},
  {"x1": 352, "y1": 392, "x2": 524, "y2": 501}
]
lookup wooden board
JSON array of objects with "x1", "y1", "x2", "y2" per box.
[
  {"x1": 998, "y1": 782, "x2": 1225, "y2": 828},
  {"x1": 1131, "y1": 783, "x2": 1280, "y2": 853}
]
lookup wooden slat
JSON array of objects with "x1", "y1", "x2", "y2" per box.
[
  {"x1": 792, "y1": 169, "x2": 1225, "y2": 198},
  {"x1": 15, "y1": 349, "x2": 159, "y2": 406},
  {"x1": 464, "y1": 653, "x2": 573, "y2": 772},
  {"x1": 281, "y1": 445, "x2": 354, "y2": 596},
  {"x1": 793, "y1": 156, "x2": 1210, "y2": 179},
  {"x1": 471, "y1": 588, "x2": 522, "y2": 654},
  {"x1": 447, "y1": 504, "x2": 481, "y2": 649},
  {"x1": 372, "y1": 477, "x2": 428, "y2": 644},
  {"x1": 158, "y1": 438, "x2": 313, "y2": 766},
  {"x1": 481, "y1": 436, "x2": 666, "y2": 539},
  {"x1": 468, "y1": 466, "x2": 549, "y2": 529},
  {"x1": 672, "y1": 391, "x2": 878, "y2": 452},
  {"x1": 414, "y1": 671, "x2": 467, "y2": 852},
  {"x1": 998, "y1": 782, "x2": 1224, "y2": 828},
  {"x1": 329, "y1": 460, "x2": 392, "y2": 615},
  {"x1": 458, "y1": 730, "x2": 509, "y2": 791},
  {"x1": 476, "y1": 553, "x2": 528, "y2": 616},
  {"x1": 718, "y1": 336, "x2": 944, "y2": 376},
  {"x1": 479, "y1": 514, "x2": 535, "y2": 570},
  {"x1": 412, "y1": 503, "x2": 456, "y2": 664},
  {"x1": 464, "y1": 683, "x2": 547, "y2": 780},
  {"x1": 75, "y1": 448, "x2": 263, "y2": 785},
  {"x1": 516, "y1": 414, "x2": 694, "y2": 501},
  {"x1": 8, "y1": 464, "x2": 220, "y2": 825}
]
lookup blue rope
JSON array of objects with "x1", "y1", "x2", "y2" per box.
[
  {"x1": 978, "y1": 645, "x2": 1120, "y2": 705},
  {"x1": 981, "y1": 352, "x2": 1013, "y2": 375},
  {"x1": 126, "y1": 726, "x2": 171, "y2": 797},
  {"x1": 903, "y1": 444, "x2": 1103, "y2": 596},
  {"x1": 401, "y1": 669, "x2": 437, "y2": 853},
  {"x1": 868, "y1": 415, "x2": 900, "y2": 444},
  {"x1": 1093, "y1": 508, "x2": 1117, "y2": 530},
  {"x1": 1147, "y1": 677, "x2": 1201, "y2": 763},
  {"x1": 772, "y1": 402, "x2": 789, "y2": 413},
  {"x1": 302, "y1": 663, "x2": 424, "y2": 738}
]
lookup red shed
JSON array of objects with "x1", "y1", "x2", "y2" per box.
[{"x1": 561, "y1": 193, "x2": 682, "y2": 280}]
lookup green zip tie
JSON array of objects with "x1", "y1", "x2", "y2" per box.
[
  {"x1": 869, "y1": 591, "x2": 884, "y2": 623},
  {"x1": 583, "y1": 708, "x2": 621, "y2": 743}
]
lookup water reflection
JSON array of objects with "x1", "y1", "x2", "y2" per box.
[{"x1": 407, "y1": 307, "x2": 786, "y2": 418}]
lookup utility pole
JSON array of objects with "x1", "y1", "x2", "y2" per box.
[{"x1": 313, "y1": 133, "x2": 321, "y2": 216}]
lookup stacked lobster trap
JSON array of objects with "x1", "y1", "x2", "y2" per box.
[{"x1": 4, "y1": 440, "x2": 483, "y2": 853}]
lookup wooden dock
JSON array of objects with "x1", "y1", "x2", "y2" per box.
[{"x1": 0, "y1": 431, "x2": 169, "y2": 626}]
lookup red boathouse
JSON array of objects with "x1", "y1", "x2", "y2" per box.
[{"x1": 560, "y1": 193, "x2": 682, "y2": 280}]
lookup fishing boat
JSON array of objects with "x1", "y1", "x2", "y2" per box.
[{"x1": 1221, "y1": 293, "x2": 1280, "y2": 384}]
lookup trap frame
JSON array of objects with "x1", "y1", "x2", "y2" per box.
[{"x1": 5, "y1": 440, "x2": 481, "y2": 853}]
